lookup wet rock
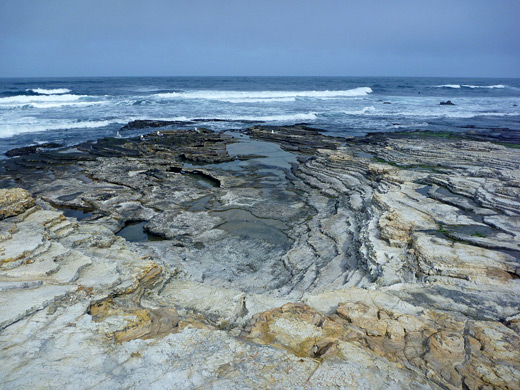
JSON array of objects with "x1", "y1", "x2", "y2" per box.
[
  {"x1": 120, "y1": 119, "x2": 193, "y2": 131},
  {"x1": 440, "y1": 100, "x2": 455, "y2": 105},
  {"x1": 5, "y1": 142, "x2": 63, "y2": 157}
]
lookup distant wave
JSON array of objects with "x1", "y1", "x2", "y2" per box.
[
  {"x1": 434, "y1": 84, "x2": 506, "y2": 89},
  {"x1": 0, "y1": 119, "x2": 125, "y2": 138},
  {"x1": 128, "y1": 113, "x2": 318, "y2": 123},
  {"x1": 0, "y1": 94, "x2": 86, "y2": 105},
  {"x1": 21, "y1": 101, "x2": 107, "y2": 109},
  {"x1": 343, "y1": 106, "x2": 377, "y2": 115},
  {"x1": 224, "y1": 97, "x2": 297, "y2": 103},
  {"x1": 154, "y1": 87, "x2": 372, "y2": 101},
  {"x1": 210, "y1": 113, "x2": 317, "y2": 122},
  {"x1": 343, "y1": 107, "x2": 518, "y2": 119},
  {"x1": 29, "y1": 88, "x2": 72, "y2": 95}
]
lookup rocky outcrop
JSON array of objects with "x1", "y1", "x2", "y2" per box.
[
  {"x1": 0, "y1": 126, "x2": 519, "y2": 389},
  {"x1": 5, "y1": 142, "x2": 63, "y2": 157},
  {"x1": 0, "y1": 188, "x2": 35, "y2": 220},
  {"x1": 244, "y1": 298, "x2": 520, "y2": 390}
]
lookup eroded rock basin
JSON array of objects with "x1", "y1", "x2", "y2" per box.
[{"x1": 0, "y1": 125, "x2": 519, "y2": 389}]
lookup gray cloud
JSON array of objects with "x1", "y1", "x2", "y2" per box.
[{"x1": 1, "y1": 0, "x2": 518, "y2": 77}]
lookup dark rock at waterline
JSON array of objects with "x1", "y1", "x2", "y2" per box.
[
  {"x1": 191, "y1": 118, "x2": 264, "y2": 124},
  {"x1": 120, "y1": 119, "x2": 194, "y2": 131},
  {"x1": 440, "y1": 100, "x2": 455, "y2": 106},
  {"x1": 383, "y1": 102, "x2": 392, "y2": 104},
  {"x1": 120, "y1": 118, "x2": 266, "y2": 132},
  {"x1": 5, "y1": 143, "x2": 64, "y2": 157}
]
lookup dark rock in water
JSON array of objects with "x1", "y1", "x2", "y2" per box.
[
  {"x1": 120, "y1": 119, "x2": 193, "y2": 131},
  {"x1": 5, "y1": 143, "x2": 63, "y2": 157},
  {"x1": 383, "y1": 102, "x2": 392, "y2": 104},
  {"x1": 440, "y1": 100, "x2": 455, "y2": 106},
  {"x1": 192, "y1": 118, "x2": 263, "y2": 124},
  {"x1": 121, "y1": 119, "x2": 265, "y2": 131}
]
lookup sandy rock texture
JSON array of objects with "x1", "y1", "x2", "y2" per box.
[{"x1": 0, "y1": 125, "x2": 519, "y2": 389}]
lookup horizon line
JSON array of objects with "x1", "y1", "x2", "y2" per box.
[{"x1": 1, "y1": 75, "x2": 519, "y2": 80}]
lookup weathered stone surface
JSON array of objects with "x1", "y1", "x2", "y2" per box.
[
  {"x1": 0, "y1": 188, "x2": 35, "y2": 219},
  {"x1": 0, "y1": 126, "x2": 519, "y2": 389}
]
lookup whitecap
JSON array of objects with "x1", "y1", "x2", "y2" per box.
[
  {"x1": 153, "y1": 87, "x2": 372, "y2": 101},
  {"x1": 435, "y1": 84, "x2": 462, "y2": 88},
  {"x1": 212, "y1": 113, "x2": 318, "y2": 122},
  {"x1": 29, "y1": 88, "x2": 72, "y2": 95},
  {"x1": 0, "y1": 94, "x2": 86, "y2": 105},
  {"x1": 434, "y1": 84, "x2": 506, "y2": 89},
  {"x1": 20, "y1": 101, "x2": 107, "y2": 109},
  {"x1": 461, "y1": 84, "x2": 506, "y2": 89},
  {"x1": 343, "y1": 106, "x2": 377, "y2": 115},
  {"x1": 221, "y1": 97, "x2": 297, "y2": 103},
  {"x1": 0, "y1": 118, "x2": 126, "y2": 138}
]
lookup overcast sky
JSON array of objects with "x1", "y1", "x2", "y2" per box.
[{"x1": 1, "y1": 0, "x2": 519, "y2": 77}]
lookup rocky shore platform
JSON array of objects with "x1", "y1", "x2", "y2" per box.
[{"x1": 1, "y1": 124, "x2": 519, "y2": 389}]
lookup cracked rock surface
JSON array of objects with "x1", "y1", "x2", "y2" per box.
[{"x1": 0, "y1": 125, "x2": 519, "y2": 389}]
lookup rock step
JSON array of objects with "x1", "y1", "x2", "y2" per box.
[
  {"x1": 0, "y1": 242, "x2": 67, "y2": 279},
  {"x1": 47, "y1": 219, "x2": 74, "y2": 233},
  {"x1": 51, "y1": 251, "x2": 92, "y2": 284},
  {"x1": 0, "y1": 280, "x2": 43, "y2": 292},
  {"x1": 0, "y1": 284, "x2": 74, "y2": 330}
]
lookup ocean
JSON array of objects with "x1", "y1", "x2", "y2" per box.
[{"x1": 0, "y1": 76, "x2": 519, "y2": 156}]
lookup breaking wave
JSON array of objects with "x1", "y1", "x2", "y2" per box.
[
  {"x1": 0, "y1": 94, "x2": 86, "y2": 105},
  {"x1": 154, "y1": 87, "x2": 372, "y2": 101},
  {"x1": 0, "y1": 119, "x2": 125, "y2": 138},
  {"x1": 29, "y1": 88, "x2": 72, "y2": 95},
  {"x1": 435, "y1": 84, "x2": 507, "y2": 89}
]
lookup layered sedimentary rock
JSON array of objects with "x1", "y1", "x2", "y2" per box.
[{"x1": 0, "y1": 125, "x2": 519, "y2": 389}]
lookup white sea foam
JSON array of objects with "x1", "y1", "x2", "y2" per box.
[
  {"x1": 29, "y1": 88, "x2": 71, "y2": 95},
  {"x1": 435, "y1": 84, "x2": 462, "y2": 89},
  {"x1": 222, "y1": 97, "x2": 297, "y2": 103},
  {"x1": 462, "y1": 84, "x2": 506, "y2": 89},
  {"x1": 343, "y1": 107, "x2": 518, "y2": 119},
  {"x1": 216, "y1": 113, "x2": 317, "y2": 122},
  {"x1": 154, "y1": 87, "x2": 372, "y2": 101},
  {"x1": 0, "y1": 119, "x2": 126, "y2": 138},
  {"x1": 0, "y1": 94, "x2": 86, "y2": 105},
  {"x1": 131, "y1": 113, "x2": 318, "y2": 122},
  {"x1": 343, "y1": 106, "x2": 377, "y2": 115},
  {"x1": 21, "y1": 101, "x2": 108, "y2": 109},
  {"x1": 435, "y1": 84, "x2": 506, "y2": 89}
]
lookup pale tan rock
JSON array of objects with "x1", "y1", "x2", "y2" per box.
[{"x1": 0, "y1": 188, "x2": 35, "y2": 220}]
